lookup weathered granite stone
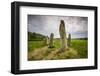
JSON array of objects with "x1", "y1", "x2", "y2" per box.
[
  {"x1": 67, "y1": 34, "x2": 71, "y2": 47},
  {"x1": 45, "y1": 36, "x2": 49, "y2": 45},
  {"x1": 48, "y1": 33, "x2": 54, "y2": 48},
  {"x1": 59, "y1": 20, "x2": 68, "y2": 51}
]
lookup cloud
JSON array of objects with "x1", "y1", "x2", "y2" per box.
[{"x1": 28, "y1": 15, "x2": 88, "y2": 38}]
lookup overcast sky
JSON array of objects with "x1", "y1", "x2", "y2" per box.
[{"x1": 28, "y1": 15, "x2": 88, "y2": 39}]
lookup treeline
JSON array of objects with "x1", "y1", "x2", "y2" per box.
[
  {"x1": 28, "y1": 32, "x2": 46, "y2": 41},
  {"x1": 54, "y1": 38, "x2": 88, "y2": 40},
  {"x1": 72, "y1": 38, "x2": 88, "y2": 40}
]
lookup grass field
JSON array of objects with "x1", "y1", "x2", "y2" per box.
[
  {"x1": 71, "y1": 40, "x2": 88, "y2": 58},
  {"x1": 28, "y1": 39, "x2": 88, "y2": 60},
  {"x1": 28, "y1": 40, "x2": 46, "y2": 52}
]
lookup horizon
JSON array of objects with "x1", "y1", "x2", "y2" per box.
[{"x1": 28, "y1": 15, "x2": 88, "y2": 39}]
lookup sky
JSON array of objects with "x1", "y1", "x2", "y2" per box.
[{"x1": 28, "y1": 15, "x2": 88, "y2": 39}]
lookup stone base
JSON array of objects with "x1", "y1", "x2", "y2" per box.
[
  {"x1": 59, "y1": 48, "x2": 69, "y2": 52},
  {"x1": 48, "y1": 46, "x2": 55, "y2": 48},
  {"x1": 56, "y1": 48, "x2": 69, "y2": 54}
]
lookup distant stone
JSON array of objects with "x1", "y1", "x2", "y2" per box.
[
  {"x1": 67, "y1": 34, "x2": 71, "y2": 47},
  {"x1": 48, "y1": 33, "x2": 54, "y2": 48},
  {"x1": 45, "y1": 36, "x2": 49, "y2": 45}
]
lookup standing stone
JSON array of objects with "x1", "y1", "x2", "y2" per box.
[
  {"x1": 45, "y1": 36, "x2": 49, "y2": 45},
  {"x1": 59, "y1": 20, "x2": 68, "y2": 51},
  {"x1": 48, "y1": 33, "x2": 54, "y2": 48},
  {"x1": 67, "y1": 34, "x2": 71, "y2": 47}
]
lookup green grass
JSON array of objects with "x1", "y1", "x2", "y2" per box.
[
  {"x1": 54, "y1": 39, "x2": 61, "y2": 49},
  {"x1": 28, "y1": 40, "x2": 46, "y2": 52},
  {"x1": 54, "y1": 39, "x2": 88, "y2": 58},
  {"x1": 71, "y1": 40, "x2": 88, "y2": 58},
  {"x1": 28, "y1": 39, "x2": 88, "y2": 60}
]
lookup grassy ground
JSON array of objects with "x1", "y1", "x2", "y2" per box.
[
  {"x1": 28, "y1": 39, "x2": 88, "y2": 61},
  {"x1": 28, "y1": 40, "x2": 46, "y2": 52},
  {"x1": 71, "y1": 40, "x2": 88, "y2": 58}
]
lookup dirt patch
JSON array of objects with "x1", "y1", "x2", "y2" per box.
[{"x1": 28, "y1": 46, "x2": 79, "y2": 61}]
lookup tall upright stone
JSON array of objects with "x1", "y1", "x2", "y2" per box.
[
  {"x1": 48, "y1": 33, "x2": 54, "y2": 48},
  {"x1": 59, "y1": 20, "x2": 68, "y2": 51},
  {"x1": 45, "y1": 36, "x2": 49, "y2": 45},
  {"x1": 67, "y1": 34, "x2": 71, "y2": 47}
]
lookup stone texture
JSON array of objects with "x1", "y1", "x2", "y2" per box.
[
  {"x1": 59, "y1": 20, "x2": 68, "y2": 51},
  {"x1": 67, "y1": 34, "x2": 71, "y2": 47},
  {"x1": 48, "y1": 33, "x2": 54, "y2": 48},
  {"x1": 45, "y1": 36, "x2": 49, "y2": 45}
]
